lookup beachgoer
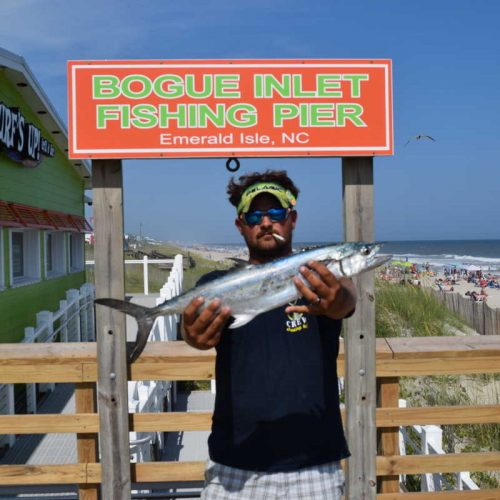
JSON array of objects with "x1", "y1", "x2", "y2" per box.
[{"x1": 182, "y1": 170, "x2": 356, "y2": 499}]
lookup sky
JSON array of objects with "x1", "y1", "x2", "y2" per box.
[{"x1": 1, "y1": 0, "x2": 499, "y2": 244}]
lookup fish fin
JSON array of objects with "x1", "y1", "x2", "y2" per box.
[
  {"x1": 228, "y1": 313, "x2": 256, "y2": 329},
  {"x1": 94, "y1": 298, "x2": 150, "y2": 317},
  {"x1": 94, "y1": 298, "x2": 155, "y2": 363}
]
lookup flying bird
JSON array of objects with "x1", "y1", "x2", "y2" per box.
[{"x1": 405, "y1": 134, "x2": 436, "y2": 147}]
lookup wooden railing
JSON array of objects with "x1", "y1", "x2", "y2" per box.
[{"x1": 0, "y1": 336, "x2": 499, "y2": 499}]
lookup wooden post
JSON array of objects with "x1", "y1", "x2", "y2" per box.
[
  {"x1": 342, "y1": 157, "x2": 377, "y2": 499},
  {"x1": 76, "y1": 382, "x2": 99, "y2": 500},
  {"x1": 93, "y1": 159, "x2": 131, "y2": 499},
  {"x1": 377, "y1": 377, "x2": 400, "y2": 493}
]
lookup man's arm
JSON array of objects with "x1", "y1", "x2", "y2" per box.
[{"x1": 285, "y1": 260, "x2": 357, "y2": 319}]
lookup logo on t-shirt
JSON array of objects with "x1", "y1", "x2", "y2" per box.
[{"x1": 286, "y1": 301, "x2": 309, "y2": 333}]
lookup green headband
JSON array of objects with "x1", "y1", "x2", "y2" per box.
[{"x1": 237, "y1": 182, "x2": 297, "y2": 214}]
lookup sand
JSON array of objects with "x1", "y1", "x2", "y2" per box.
[{"x1": 429, "y1": 275, "x2": 500, "y2": 310}]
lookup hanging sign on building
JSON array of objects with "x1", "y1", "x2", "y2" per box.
[
  {"x1": 68, "y1": 59, "x2": 393, "y2": 159},
  {"x1": 0, "y1": 102, "x2": 55, "y2": 167}
]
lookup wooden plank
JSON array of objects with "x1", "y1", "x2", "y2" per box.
[
  {"x1": 4, "y1": 404, "x2": 500, "y2": 436},
  {"x1": 75, "y1": 382, "x2": 99, "y2": 500},
  {"x1": 0, "y1": 413, "x2": 99, "y2": 434},
  {"x1": 0, "y1": 464, "x2": 88, "y2": 485},
  {"x1": 377, "y1": 377, "x2": 400, "y2": 493},
  {"x1": 376, "y1": 452, "x2": 500, "y2": 475},
  {"x1": 0, "y1": 411, "x2": 213, "y2": 434},
  {"x1": 133, "y1": 462, "x2": 205, "y2": 482},
  {"x1": 0, "y1": 342, "x2": 96, "y2": 362},
  {"x1": 377, "y1": 490, "x2": 500, "y2": 499},
  {"x1": 377, "y1": 356, "x2": 500, "y2": 377},
  {"x1": 84, "y1": 462, "x2": 206, "y2": 483},
  {"x1": 376, "y1": 404, "x2": 500, "y2": 426},
  {"x1": 1, "y1": 337, "x2": 499, "y2": 383},
  {"x1": 384, "y1": 336, "x2": 500, "y2": 359},
  {"x1": 132, "y1": 411, "x2": 213, "y2": 432},
  {"x1": 93, "y1": 159, "x2": 131, "y2": 499},
  {"x1": 0, "y1": 365, "x2": 85, "y2": 383},
  {"x1": 343, "y1": 156, "x2": 377, "y2": 499}
]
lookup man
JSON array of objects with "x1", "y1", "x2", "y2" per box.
[{"x1": 182, "y1": 170, "x2": 356, "y2": 499}]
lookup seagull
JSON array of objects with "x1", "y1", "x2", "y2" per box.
[{"x1": 404, "y1": 135, "x2": 436, "y2": 147}]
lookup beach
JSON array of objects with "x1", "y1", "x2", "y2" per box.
[
  {"x1": 428, "y1": 273, "x2": 500, "y2": 310},
  {"x1": 185, "y1": 244, "x2": 248, "y2": 262}
]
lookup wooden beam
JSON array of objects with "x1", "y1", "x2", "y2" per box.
[
  {"x1": 0, "y1": 464, "x2": 89, "y2": 485},
  {"x1": 378, "y1": 377, "x2": 400, "y2": 493},
  {"x1": 92, "y1": 159, "x2": 131, "y2": 499},
  {"x1": 376, "y1": 452, "x2": 500, "y2": 475},
  {"x1": 376, "y1": 404, "x2": 500, "y2": 426},
  {"x1": 3, "y1": 404, "x2": 500, "y2": 436},
  {"x1": 75, "y1": 382, "x2": 99, "y2": 500},
  {"x1": 343, "y1": 156, "x2": 377, "y2": 498}
]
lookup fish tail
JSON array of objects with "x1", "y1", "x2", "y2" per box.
[
  {"x1": 128, "y1": 314, "x2": 156, "y2": 363},
  {"x1": 94, "y1": 298, "x2": 156, "y2": 363}
]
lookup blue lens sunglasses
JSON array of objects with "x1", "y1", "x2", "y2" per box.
[{"x1": 242, "y1": 207, "x2": 290, "y2": 226}]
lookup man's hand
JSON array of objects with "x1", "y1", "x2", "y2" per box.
[
  {"x1": 285, "y1": 260, "x2": 357, "y2": 319},
  {"x1": 182, "y1": 297, "x2": 231, "y2": 350}
]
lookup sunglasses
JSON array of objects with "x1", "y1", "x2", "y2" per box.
[{"x1": 242, "y1": 207, "x2": 290, "y2": 226}]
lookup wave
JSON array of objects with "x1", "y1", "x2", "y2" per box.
[{"x1": 391, "y1": 253, "x2": 500, "y2": 271}]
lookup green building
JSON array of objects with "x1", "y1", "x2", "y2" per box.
[{"x1": 0, "y1": 47, "x2": 92, "y2": 343}]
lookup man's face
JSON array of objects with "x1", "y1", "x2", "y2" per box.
[{"x1": 235, "y1": 192, "x2": 297, "y2": 261}]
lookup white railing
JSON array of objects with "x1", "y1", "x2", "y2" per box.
[
  {"x1": 0, "y1": 283, "x2": 95, "y2": 449},
  {"x1": 399, "y1": 399, "x2": 480, "y2": 491},
  {"x1": 85, "y1": 256, "x2": 176, "y2": 295},
  {"x1": 1, "y1": 256, "x2": 184, "y2": 460},
  {"x1": 128, "y1": 254, "x2": 184, "y2": 462}
]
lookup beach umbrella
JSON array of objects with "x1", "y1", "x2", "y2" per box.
[{"x1": 391, "y1": 260, "x2": 413, "y2": 268}]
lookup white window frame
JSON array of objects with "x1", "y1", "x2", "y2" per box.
[
  {"x1": 45, "y1": 231, "x2": 66, "y2": 278},
  {"x1": 0, "y1": 228, "x2": 4, "y2": 291},
  {"x1": 69, "y1": 232, "x2": 84, "y2": 273},
  {"x1": 9, "y1": 228, "x2": 41, "y2": 287}
]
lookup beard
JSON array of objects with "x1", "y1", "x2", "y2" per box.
[{"x1": 245, "y1": 231, "x2": 292, "y2": 262}]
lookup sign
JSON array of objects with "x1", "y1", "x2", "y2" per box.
[
  {"x1": 0, "y1": 102, "x2": 55, "y2": 167},
  {"x1": 68, "y1": 59, "x2": 393, "y2": 159}
]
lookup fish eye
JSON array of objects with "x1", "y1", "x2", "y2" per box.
[{"x1": 360, "y1": 246, "x2": 370, "y2": 256}]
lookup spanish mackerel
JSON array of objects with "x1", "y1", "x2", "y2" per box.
[{"x1": 95, "y1": 242, "x2": 391, "y2": 362}]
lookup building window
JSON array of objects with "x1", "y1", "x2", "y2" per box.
[
  {"x1": 45, "y1": 231, "x2": 66, "y2": 277},
  {"x1": 10, "y1": 229, "x2": 40, "y2": 286},
  {"x1": 69, "y1": 233, "x2": 84, "y2": 272}
]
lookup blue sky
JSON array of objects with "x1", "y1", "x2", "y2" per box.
[{"x1": 1, "y1": 0, "x2": 499, "y2": 244}]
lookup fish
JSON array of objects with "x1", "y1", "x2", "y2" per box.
[{"x1": 95, "y1": 242, "x2": 391, "y2": 362}]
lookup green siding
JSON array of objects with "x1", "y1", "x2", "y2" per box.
[
  {"x1": 0, "y1": 72, "x2": 84, "y2": 216},
  {"x1": 0, "y1": 270, "x2": 85, "y2": 343},
  {"x1": 0, "y1": 71, "x2": 88, "y2": 343}
]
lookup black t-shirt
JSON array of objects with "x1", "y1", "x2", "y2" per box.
[{"x1": 200, "y1": 271, "x2": 350, "y2": 471}]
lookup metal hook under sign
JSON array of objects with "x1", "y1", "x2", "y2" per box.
[{"x1": 226, "y1": 158, "x2": 240, "y2": 172}]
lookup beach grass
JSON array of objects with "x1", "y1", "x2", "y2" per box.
[
  {"x1": 375, "y1": 279, "x2": 467, "y2": 337},
  {"x1": 375, "y1": 278, "x2": 498, "y2": 489}
]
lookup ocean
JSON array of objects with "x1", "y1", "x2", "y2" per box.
[
  {"x1": 213, "y1": 239, "x2": 500, "y2": 273},
  {"x1": 380, "y1": 240, "x2": 500, "y2": 272}
]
